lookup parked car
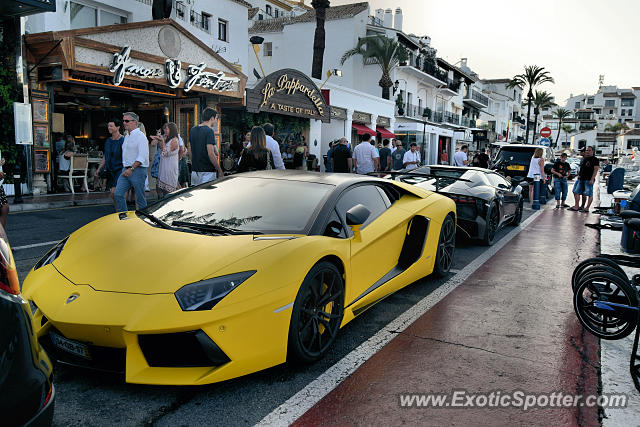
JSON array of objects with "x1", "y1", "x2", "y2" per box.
[
  {"x1": 22, "y1": 171, "x2": 456, "y2": 385},
  {"x1": 492, "y1": 144, "x2": 554, "y2": 199},
  {"x1": 393, "y1": 166, "x2": 524, "y2": 246},
  {"x1": 0, "y1": 224, "x2": 55, "y2": 426}
]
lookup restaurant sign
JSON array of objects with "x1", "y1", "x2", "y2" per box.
[
  {"x1": 108, "y1": 46, "x2": 239, "y2": 93},
  {"x1": 246, "y1": 69, "x2": 331, "y2": 123}
]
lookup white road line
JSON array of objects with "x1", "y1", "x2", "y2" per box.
[
  {"x1": 13, "y1": 240, "x2": 59, "y2": 251},
  {"x1": 257, "y1": 206, "x2": 548, "y2": 426}
]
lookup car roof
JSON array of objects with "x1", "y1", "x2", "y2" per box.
[
  {"x1": 498, "y1": 144, "x2": 548, "y2": 149},
  {"x1": 235, "y1": 170, "x2": 389, "y2": 186},
  {"x1": 417, "y1": 165, "x2": 497, "y2": 174}
]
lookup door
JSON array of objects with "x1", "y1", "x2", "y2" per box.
[
  {"x1": 486, "y1": 172, "x2": 518, "y2": 218},
  {"x1": 333, "y1": 184, "x2": 412, "y2": 308}
]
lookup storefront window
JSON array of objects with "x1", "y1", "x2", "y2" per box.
[{"x1": 70, "y1": 2, "x2": 97, "y2": 29}]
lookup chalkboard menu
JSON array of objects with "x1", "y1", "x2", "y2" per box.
[{"x1": 34, "y1": 149, "x2": 50, "y2": 173}]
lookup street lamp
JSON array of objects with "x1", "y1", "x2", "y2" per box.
[{"x1": 422, "y1": 108, "x2": 429, "y2": 164}]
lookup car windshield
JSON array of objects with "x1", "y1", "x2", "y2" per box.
[
  {"x1": 146, "y1": 177, "x2": 334, "y2": 234},
  {"x1": 495, "y1": 147, "x2": 536, "y2": 165}
]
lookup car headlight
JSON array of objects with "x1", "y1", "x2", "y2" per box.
[
  {"x1": 174, "y1": 271, "x2": 256, "y2": 311},
  {"x1": 34, "y1": 237, "x2": 68, "y2": 271}
]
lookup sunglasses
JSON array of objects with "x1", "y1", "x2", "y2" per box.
[{"x1": 122, "y1": 119, "x2": 134, "y2": 123}]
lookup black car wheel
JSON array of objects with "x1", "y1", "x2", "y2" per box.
[
  {"x1": 482, "y1": 203, "x2": 500, "y2": 246},
  {"x1": 288, "y1": 261, "x2": 345, "y2": 364},
  {"x1": 511, "y1": 197, "x2": 523, "y2": 226},
  {"x1": 433, "y1": 215, "x2": 455, "y2": 277}
]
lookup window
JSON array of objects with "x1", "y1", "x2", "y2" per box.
[
  {"x1": 635, "y1": 124, "x2": 640, "y2": 129},
  {"x1": 622, "y1": 98, "x2": 635, "y2": 107},
  {"x1": 486, "y1": 173, "x2": 510, "y2": 189},
  {"x1": 548, "y1": 122, "x2": 558, "y2": 130},
  {"x1": 258, "y1": 14, "x2": 263, "y2": 20},
  {"x1": 622, "y1": 109, "x2": 626, "y2": 116},
  {"x1": 218, "y1": 19, "x2": 228, "y2": 42},
  {"x1": 574, "y1": 101, "x2": 580, "y2": 109},
  {"x1": 266, "y1": 5, "x2": 272, "y2": 15},
  {"x1": 100, "y1": 10, "x2": 127, "y2": 25},
  {"x1": 335, "y1": 185, "x2": 389, "y2": 231},
  {"x1": 201, "y1": 12, "x2": 211, "y2": 32},
  {"x1": 70, "y1": 2, "x2": 97, "y2": 29},
  {"x1": 587, "y1": 97, "x2": 594, "y2": 104},
  {"x1": 609, "y1": 109, "x2": 614, "y2": 114},
  {"x1": 629, "y1": 109, "x2": 634, "y2": 116},
  {"x1": 605, "y1": 99, "x2": 616, "y2": 107},
  {"x1": 594, "y1": 108, "x2": 601, "y2": 114},
  {"x1": 263, "y1": 42, "x2": 272, "y2": 57},
  {"x1": 274, "y1": 8, "x2": 279, "y2": 17},
  {"x1": 323, "y1": 209, "x2": 346, "y2": 238},
  {"x1": 628, "y1": 140, "x2": 640, "y2": 148}
]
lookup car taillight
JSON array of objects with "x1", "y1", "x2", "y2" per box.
[{"x1": 447, "y1": 194, "x2": 476, "y2": 204}]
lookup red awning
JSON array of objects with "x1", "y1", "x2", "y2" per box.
[
  {"x1": 352, "y1": 123, "x2": 376, "y2": 135},
  {"x1": 376, "y1": 126, "x2": 396, "y2": 138}
]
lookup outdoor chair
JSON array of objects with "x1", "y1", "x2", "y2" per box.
[{"x1": 63, "y1": 154, "x2": 89, "y2": 194}]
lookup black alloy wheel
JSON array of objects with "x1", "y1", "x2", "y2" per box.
[
  {"x1": 482, "y1": 203, "x2": 500, "y2": 246},
  {"x1": 511, "y1": 197, "x2": 523, "y2": 226},
  {"x1": 433, "y1": 215, "x2": 455, "y2": 277},
  {"x1": 288, "y1": 261, "x2": 345, "y2": 363}
]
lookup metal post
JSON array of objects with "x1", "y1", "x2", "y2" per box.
[{"x1": 539, "y1": 177, "x2": 547, "y2": 204}]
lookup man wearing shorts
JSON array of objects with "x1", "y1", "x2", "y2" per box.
[{"x1": 569, "y1": 146, "x2": 599, "y2": 213}]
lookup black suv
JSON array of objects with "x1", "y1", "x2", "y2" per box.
[{"x1": 492, "y1": 144, "x2": 554, "y2": 200}]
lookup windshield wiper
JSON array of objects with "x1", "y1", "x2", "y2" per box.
[
  {"x1": 136, "y1": 210, "x2": 173, "y2": 230},
  {"x1": 171, "y1": 221, "x2": 262, "y2": 235}
]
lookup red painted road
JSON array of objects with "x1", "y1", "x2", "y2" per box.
[{"x1": 296, "y1": 194, "x2": 601, "y2": 426}]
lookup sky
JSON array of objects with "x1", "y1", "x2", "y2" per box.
[{"x1": 329, "y1": 0, "x2": 640, "y2": 105}]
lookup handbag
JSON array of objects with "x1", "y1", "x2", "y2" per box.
[{"x1": 151, "y1": 148, "x2": 161, "y2": 178}]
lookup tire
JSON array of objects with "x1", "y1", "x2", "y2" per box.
[
  {"x1": 288, "y1": 261, "x2": 345, "y2": 364},
  {"x1": 482, "y1": 203, "x2": 499, "y2": 246},
  {"x1": 433, "y1": 215, "x2": 455, "y2": 277},
  {"x1": 571, "y1": 257, "x2": 628, "y2": 292},
  {"x1": 572, "y1": 266, "x2": 629, "y2": 293},
  {"x1": 573, "y1": 272, "x2": 639, "y2": 340},
  {"x1": 510, "y1": 197, "x2": 523, "y2": 226}
]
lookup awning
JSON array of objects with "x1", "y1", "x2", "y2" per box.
[
  {"x1": 376, "y1": 126, "x2": 395, "y2": 139},
  {"x1": 352, "y1": 123, "x2": 376, "y2": 135}
]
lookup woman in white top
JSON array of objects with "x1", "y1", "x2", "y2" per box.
[{"x1": 526, "y1": 147, "x2": 546, "y2": 205}]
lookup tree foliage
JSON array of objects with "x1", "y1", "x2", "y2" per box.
[{"x1": 0, "y1": 19, "x2": 20, "y2": 183}]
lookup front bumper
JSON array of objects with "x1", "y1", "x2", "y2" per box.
[{"x1": 24, "y1": 266, "x2": 295, "y2": 385}]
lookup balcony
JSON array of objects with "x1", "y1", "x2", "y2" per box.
[
  {"x1": 397, "y1": 61, "x2": 448, "y2": 88},
  {"x1": 461, "y1": 116, "x2": 476, "y2": 128},
  {"x1": 440, "y1": 79, "x2": 460, "y2": 97},
  {"x1": 190, "y1": 10, "x2": 211, "y2": 34},
  {"x1": 464, "y1": 89, "x2": 489, "y2": 109},
  {"x1": 172, "y1": 1, "x2": 186, "y2": 21},
  {"x1": 443, "y1": 111, "x2": 460, "y2": 126},
  {"x1": 398, "y1": 103, "x2": 432, "y2": 121}
]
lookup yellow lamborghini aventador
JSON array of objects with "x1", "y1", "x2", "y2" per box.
[{"x1": 23, "y1": 171, "x2": 455, "y2": 385}]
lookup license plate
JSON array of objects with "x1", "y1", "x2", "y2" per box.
[
  {"x1": 50, "y1": 332, "x2": 91, "y2": 359},
  {"x1": 507, "y1": 165, "x2": 525, "y2": 171}
]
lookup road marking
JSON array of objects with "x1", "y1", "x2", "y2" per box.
[
  {"x1": 257, "y1": 206, "x2": 548, "y2": 426},
  {"x1": 13, "y1": 240, "x2": 59, "y2": 251}
]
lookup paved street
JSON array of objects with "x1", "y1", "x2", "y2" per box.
[{"x1": 10, "y1": 203, "x2": 537, "y2": 426}]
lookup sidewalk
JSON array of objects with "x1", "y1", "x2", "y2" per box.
[
  {"x1": 294, "y1": 190, "x2": 602, "y2": 425},
  {"x1": 8, "y1": 191, "x2": 158, "y2": 212}
]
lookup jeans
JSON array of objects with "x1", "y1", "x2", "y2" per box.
[
  {"x1": 554, "y1": 178, "x2": 568, "y2": 201},
  {"x1": 115, "y1": 166, "x2": 147, "y2": 212}
]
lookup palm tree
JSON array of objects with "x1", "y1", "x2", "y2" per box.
[
  {"x1": 311, "y1": 0, "x2": 330, "y2": 79},
  {"x1": 340, "y1": 35, "x2": 408, "y2": 100},
  {"x1": 553, "y1": 108, "x2": 572, "y2": 148},
  {"x1": 531, "y1": 90, "x2": 555, "y2": 141},
  {"x1": 604, "y1": 122, "x2": 629, "y2": 133},
  {"x1": 561, "y1": 124, "x2": 575, "y2": 148},
  {"x1": 507, "y1": 65, "x2": 554, "y2": 144}
]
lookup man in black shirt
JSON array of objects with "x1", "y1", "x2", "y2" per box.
[
  {"x1": 477, "y1": 149, "x2": 490, "y2": 168},
  {"x1": 551, "y1": 153, "x2": 571, "y2": 209},
  {"x1": 569, "y1": 146, "x2": 599, "y2": 212},
  {"x1": 188, "y1": 107, "x2": 223, "y2": 185},
  {"x1": 379, "y1": 139, "x2": 392, "y2": 171},
  {"x1": 331, "y1": 137, "x2": 353, "y2": 173}
]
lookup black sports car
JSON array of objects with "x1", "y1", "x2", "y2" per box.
[
  {"x1": 491, "y1": 144, "x2": 554, "y2": 200},
  {"x1": 393, "y1": 166, "x2": 524, "y2": 245}
]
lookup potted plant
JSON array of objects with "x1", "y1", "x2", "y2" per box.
[{"x1": 396, "y1": 91, "x2": 405, "y2": 116}]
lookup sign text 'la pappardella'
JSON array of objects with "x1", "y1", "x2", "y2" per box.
[
  {"x1": 108, "y1": 46, "x2": 239, "y2": 93},
  {"x1": 246, "y1": 69, "x2": 331, "y2": 123}
]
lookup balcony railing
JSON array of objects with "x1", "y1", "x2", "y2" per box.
[
  {"x1": 466, "y1": 89, "x2": 489, "y2": 106},
  {"x1": 368, "y1": 15, "x2": 384, "y2": 27},
  {"x1": 190, "y1": 10, "x2": 211, "y2": 33},
  {"x1": 421, "y1": 62, "x2": 448, "y2": 84},
  {"x1": 443, "y1": 112, "x2": 461, "y2": 126},
  {"x1": 173, "y1": 1, "x2": 186, "y2": 20},
  {"x1": 446, "y1": 79, "x2": 460, "y2": 93},
  {"x1": 461, "y1": 116, "x2": 475, "y2": 128}
]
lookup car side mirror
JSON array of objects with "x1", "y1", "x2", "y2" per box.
[{"x1": 346, "y1": 204, "x2": 370, "y2": 240}]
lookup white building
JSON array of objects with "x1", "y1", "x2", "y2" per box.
[
  {"x1": 24, "y1": 0, "x2": 250, "y2": 71},
  {"x1": 479, "y1": 78, "x2": 525, "y2": 143}
]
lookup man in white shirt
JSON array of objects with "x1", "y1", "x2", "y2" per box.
[
  {"x1": 403, "y1": 142, "x2": 421, "y2": 170},
  {"x1": 115, "y1": 112, "x2": 149, "y2": 212},
  {"x1": 352, "y1": 133, "x2": 379, "y2": 174},
  {"x1": 262, "y1": 123, "x2": 285, "y2": 170},
  {"x1": 454, "y1": 145, "x2": 469, "y2": 167}
]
